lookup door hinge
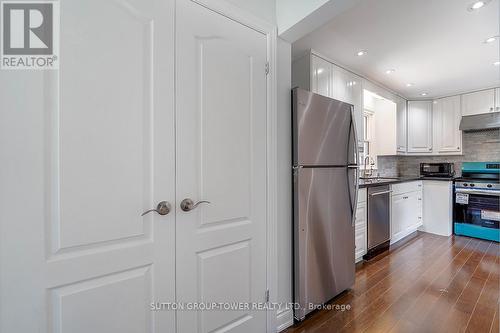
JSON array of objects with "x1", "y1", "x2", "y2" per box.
[
  {"x1": 265, "y1": 289, "x2": 270, "y2": 302},
  {"x1": 265, "y1": 62, "x2": 270, "y2": 75}
]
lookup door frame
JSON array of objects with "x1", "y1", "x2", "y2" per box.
[{"x1": 182, "y1": 0, "x2": 278, "y2": 331}]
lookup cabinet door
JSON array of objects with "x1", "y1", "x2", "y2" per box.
[
  {"x1": 351, "y1": 74, "x2": 363, "y2": 143},
  {"x1": 332, "y1": 65, "x2": 353, "y2": 103},
  {"x1": 391, "y1": 194, "x2": 407, "y2": 238},
  {"x1": 407, "y1": 101, "x2": 433, "y2": 153},
  {"x1": 354, "y1": 201, "x2": 367, "y2": 261},
  {"x1": 433, "y1": 95, "x2": 462, "y2": 153},
  {"x1": 407, "y1": 191, "x2": 423, "y2": 229},
  {"x1": 495, "y1": 88, "x2": 500, "y2": 112},
  {"x1": 461, "y1": 89, "x2": 495, "y2": 115},
  {"x1": 396, "y1": 98, "x2": 407, "y2": 153},
  {"x1": 311, "y1": 55, "x2": 332, "y2": 98}
]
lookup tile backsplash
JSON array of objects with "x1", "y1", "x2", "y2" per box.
[{"x1": 377, "y1": 129, "x2": 500, "y2": 177}]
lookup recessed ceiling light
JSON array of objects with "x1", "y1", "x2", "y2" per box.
[
  {"x1": 493, "y1": 61, "x2": 500, "y2": 66},
  {"x1": 317, "y1": 68, "x2": 324, "y2": 74},
  {"x1": 357, "y1": 50, "x2": 367, "y2": 56},
  {"x1": 468, "y1": 0, "x2": 490, "y2": 11},
  {"x1": 385, "y1": 69, "x2": 395, "y2": 74},
  {"x1": 472, "y1": 1, "x2": 484, "y2": 9},
  {"x1": 484, "y1": 36, "x2": 499, "y2": 43},
  {"x1": 421, "y1": 92, "x2": 428, "y2": 96},
  {"x1": 406, "y1": 83, "x2": 414, "y2": 87}
]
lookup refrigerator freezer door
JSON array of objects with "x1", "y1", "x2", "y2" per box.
[
  {"x1": 294, "y1": 167, "x2": 355, "y2": 320},
  {"x1": 293, "y1": 88, "x2": 355, "y2": 166}
]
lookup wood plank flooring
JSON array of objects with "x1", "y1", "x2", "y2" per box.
[{"x1": 284, "y1": 232, "x2": 499, "y2": 333}]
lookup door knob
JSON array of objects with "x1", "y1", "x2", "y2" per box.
[
  {"x1": 180, "y1": 198, "x2": 210, "y2": 212},
  {"x1": 141, "y1": 201, "x2": 171, "y2": 216}
]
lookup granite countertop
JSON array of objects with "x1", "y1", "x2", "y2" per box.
[{"x1": 358, "y1": 175, "x2": 455, "y2": 188}]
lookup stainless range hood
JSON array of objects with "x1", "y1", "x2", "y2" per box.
[{"x1": 459, "y1": 112, "x2": 500, "y2": 131}]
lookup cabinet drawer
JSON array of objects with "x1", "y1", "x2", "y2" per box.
[{"x1": 391, "y1": 181, "x2": 422, "y2": 195}]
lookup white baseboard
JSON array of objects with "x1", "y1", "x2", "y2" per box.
[{"x1": 276, "y1": 308, "x2": 294, "y2": 332}]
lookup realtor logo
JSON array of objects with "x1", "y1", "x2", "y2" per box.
[{"x1": 1, "y1": 1, "x2": 59, "y2": 69}]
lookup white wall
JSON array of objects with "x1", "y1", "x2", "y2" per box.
[
  {"x1": 226, "y1": 0, "x2": 276, "y2": 24},
  {"x1": 276, "y1": 0, "x2": 329, "y2": 34},
  {"x1": 276, "y1": 37, "x2": 293, "y2": 330}
]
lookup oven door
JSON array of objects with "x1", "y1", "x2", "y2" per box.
[{"x1": 454, "y1": 188, "x2": 500, "y2": 241}]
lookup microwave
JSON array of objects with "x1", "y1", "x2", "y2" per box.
[{"x1": 420, "y1": 162, "x2": 455, "y2": 177}]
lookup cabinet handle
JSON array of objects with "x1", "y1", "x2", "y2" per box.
[
  {"x1": 418, "y1": 216, "x2": 422, "y2": 219},
  {"x1": 418, "y1": 198, "x2": 422, "y2": 201},
  {"x1": 490, "y1": 107, "x2": 494, "y2": 112}
]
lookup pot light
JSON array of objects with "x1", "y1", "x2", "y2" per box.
[
  {"x1": 406, "y1": 83, "x2": 414, "y2": 87},
  {"x1": 385, "y1": 69, "x2": 395, "y2": 74},
  {"x1": 317, "y1": 68, "x2": 324, "y2": 74},
  {"x1": 494, "y1": 61, "x2": 500, "y2": 66},
  {"x1": 468, "y1": 0, "x2": 490, "y2": 11},
  {"x1": 420, "y1": 92, "x2": 428, "y2": 96},
  {"x1": 472, "y1": 1, "x2": 484, "y2": 9},
  {"x1": 484, "y1": 36, "x2": 499, "y2": 43},
  {"x1": 357, "y1": 50, "x2": 367, "y2": 56}
]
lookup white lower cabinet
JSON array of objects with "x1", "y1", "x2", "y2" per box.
[
  {"x1": 355, "y1": 188, "x2": 367, "y2": 262},
  {"x1": 391, "y1": 181, "x2": 423, "y2": 244},
  {"x1": 422, "y1": 181, "x2": 453, "y2": 236}
]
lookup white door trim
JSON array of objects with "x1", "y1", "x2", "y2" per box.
[{"x1": 186, "y1": 1, "x2": 278, "y2": 331}]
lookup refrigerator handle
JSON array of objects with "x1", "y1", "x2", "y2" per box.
[
  {"x1": 350, "y1": 106, "x2": 360, "y2": 166},
  {"x1": 348, "y1": 106, "x2": 360, "y2": 226},
  {"x1": 348, "y1": 166, "x2": 359, "y2": 226}
]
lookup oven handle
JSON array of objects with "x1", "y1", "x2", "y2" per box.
[{"x1": 455, "y1": 188, "x2": 500, "y2": 196}]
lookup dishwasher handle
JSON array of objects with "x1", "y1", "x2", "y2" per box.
[{"x1": 370, "y1": 190, "x2": 393, "y2": 196}]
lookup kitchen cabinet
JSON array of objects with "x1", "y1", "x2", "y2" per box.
[
  {"x1": 461, "y1": 89, "x2": 496, "y2": 115},
  {"x1": 332, "y1": 65, "x2": 353, "y2": 104},
  {"x1": 495, "y1": 88, "x2": 500, "y2": 111},
  {"x1": 293, "y1": 52, "x2": 364, "y2": 145},
  {"x1": 396, "y1": 98, "x2": 407, "y2": 153},
  {"x1": 311, "y1": 55, "x2": 332, "y2": 98},
  {"x1": 433, "y1": 95, "x2": 462, "y2": 153},
  {"x1": 422, "y1": 181, "x2": 453, "y2": 236},
  {"x1": 407, "y1": 101, "x2": 433, "y2": 153},
  {"x1": 355, "y1": 188, "x2": 367, "y2": 263},
  {"x1": 391, "y1": 181, "x2": 423, "y2": 244}
]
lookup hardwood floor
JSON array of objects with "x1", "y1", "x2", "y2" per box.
[{"x1": 284, "y1": 232, "x2": 499, "y2": 333}]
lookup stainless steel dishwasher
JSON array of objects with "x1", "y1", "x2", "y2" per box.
[{"x1": 365, "y1": 185, "x2": 391, "y2": 259}]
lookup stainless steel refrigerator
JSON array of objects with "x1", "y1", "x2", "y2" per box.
[{"x1": 292, "y1": 88, "x2": 359, "y2": 321}]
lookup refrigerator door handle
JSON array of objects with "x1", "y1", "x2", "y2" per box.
[
  {"x1": 350, "y1": 106, "x2": 360, "y2": 166},
  {"x1": 347, "y1": 165, "x2": 359, "y2": 226},
  {"x1": 348, "y1": 106, "x2": 360, "y2": 226}
]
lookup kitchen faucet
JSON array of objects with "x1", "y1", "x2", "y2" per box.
[{"x1": 363, "y1": 156, "x2": 375, "y2": 178}]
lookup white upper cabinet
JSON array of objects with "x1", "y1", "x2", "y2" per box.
[
  {"x1": 310, "y1": 55, "x2": 332, "y2": 98},
  {"x1": 495, "y1": 88, "x2": 500, "y2": 112},
  {"x1": 396, "y1": 97, "x2": 407, "y2": 153},
  {"x1": 407, "y1": 101, "x2": 433, "y2": 153},
  {"x1": 461, "y1": 89, "x2": 496, "y2": 115},
  {"x1": 332, "y1": 66, "x2": 353, "y2": 104},
  {"x1": 433, "y1": 95, "x2": 462, "y2": 153}
]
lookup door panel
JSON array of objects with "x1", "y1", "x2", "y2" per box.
[
  {"x1": 293, "y1": 88, "x2": 353, "y2": 166},
  {"x1": 175, "y1": 1, "x2": 267, "y2": 332},
  {"x1": 294, "y1": 167, "x2": 355, "y2": 319},
  {"x1": 0, "y1": 0, "x2": 176, "y2": 332}
]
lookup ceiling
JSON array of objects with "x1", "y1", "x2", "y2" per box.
[{"x1": 292, "y1": 0, "x2": 500, "y2": 99}]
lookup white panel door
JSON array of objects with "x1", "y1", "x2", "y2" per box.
[
  {"x1": 0, "y1": 0, "x2": 175, "y2": 332},
  {"x1": 433, "y1": 96, "x2": 462, "y2": 153},
  {"x1": 407, "y1": 101, "x2": 433, "y2": 153},
  {"x1": 311, "y1": 55, "x2": 332, "y2": 97},
  {"x1": 175, "y1": 1, "x2": 268, "y2": 332},
  {"x1": 461, "y1": 89, "x2": 496, "y2": 115}
]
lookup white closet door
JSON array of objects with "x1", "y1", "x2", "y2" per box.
[
  {"x1": 175, "y1": 1, "x2": 268, "y2": 332},
  {"x1": 0, "y1": 0, "x2": 176, "y2": 332}
]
